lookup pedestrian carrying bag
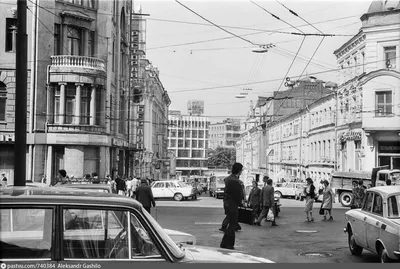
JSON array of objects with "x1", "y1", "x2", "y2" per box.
[{"x1": 266, "y1": 208, "x2": 274, "y2": 222}]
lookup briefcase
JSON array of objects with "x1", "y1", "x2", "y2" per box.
[{"x1": 238, "y1": 206, "x2": 253, "y2": 225}]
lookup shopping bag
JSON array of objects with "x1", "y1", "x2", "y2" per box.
[{"x1": 266, "y1": 208, "x2": 274, "y2": 222}]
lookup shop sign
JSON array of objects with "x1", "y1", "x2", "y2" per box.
[
  {"x1": 112, "y1": 138, "x2": 128, "y2": 148},
  {"x1": 340, "y1": 131, "x2": 362, "y2": 141},
  {"x1": 379, "y1": 142, "x2": 400, "y2": 154}
]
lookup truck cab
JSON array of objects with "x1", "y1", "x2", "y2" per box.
[{"x1": 375, "y1": 169, "x2": 400, "y2": 186}]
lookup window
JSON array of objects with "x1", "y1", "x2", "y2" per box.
[
  {"x1": 67, "y1": 26, "x2": 82, "y2": 56},
  {"x1": 178, "y1": 130, "x2": 183, "y2": 138},
  {"x1": 192, "y1": 140, "x2": 197, "y2": 148},
  {"x1": 0, "y1": 82, "x2": 6, "y2": 121},
  {"x1": 185, "y1": 130, "x2": 191, "y2": 137},
  {"x1": 375, "y1": 91, "x2": 392, "y2": 117},
  {"x1": 5, "y1": 18, "x2": 17, "y2": 52},
  {"x1": 0, "y1": 208, "x2": 53, "y2": 259},
  {"x1": 119, "y1": 95, "x2": 125, "y2": 133},
  {"x1": 170, "y1": 130, "x2": 176, "y2": 137},
  {"x1": 153, "y1": 182, "x2": 164, "y2": 188},
  {"x1": 81, "y1": 87, "x2": 90, "y2": 124},
  {"x1": 372, "y1": 193, "x2": 383, "y2": 216},
  {"x1": 65, "y1": 86, "x2": 76, "y2": 124},
  {"x1": 388, "y1": 195, "x2": 400, "y2": 218},
  {"x1": 63, "y1": 208, "x2": 129, "y2": 259},
  {"x1": 178, "y1": 139, "x2": 183, "y2": 147},
  {"x1": 192, "y1": 130, "x2": 198, "y2": 138},
  {"x1": 170, "y1": 140, "x2": 176, "y2": 147},
  {"x1": 384, "y1": 46, "x2": 396, "y2": 69},
  {"x1": 362, "y1": 192, "x2": 374, "y2": 212},
  {"x1": 184, "y1": 139, "x2": 190, "y2": 148},
  {"x1": 88, "y1": 31, "x2": 95, "y2": 57},
  {"x1": 54, "y1": 24, "x2": 61, "y2": 55}
]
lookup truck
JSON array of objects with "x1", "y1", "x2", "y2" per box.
[{"x1": 331, "y1": 166, "x2": 400, "y2": 207}]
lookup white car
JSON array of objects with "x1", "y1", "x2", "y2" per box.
[
  {"x1": 151, "y1": 180, "x2": 195, "y2": 201},
  {"x1": 344, "y1": 186, "x2": 400, "y2": 263},
  {"x1": 274, "y1": 182, "x2": 305, "y2": 198}
]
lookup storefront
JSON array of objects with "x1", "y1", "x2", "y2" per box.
[{"x1": 378, "y1": 141, "x2": 400, "y2": 169}]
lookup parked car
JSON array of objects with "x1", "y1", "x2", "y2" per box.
[
  {"x1": 0, "y1": 186, "x2": 274, "y2": 263},
  {"x1": 344, "y1": 186, "x2": 400, "y2": 263},
  {"x1": 294, "y1": 184, "x2": 306, "y2": 201},
  {"x1": 274, "y1": 182, "x2": 306, "y2": 199},
  {"x1": 150, "y1": 180, "x2": 196, "y2": 201},
  {"x1": 60, "y1": 182, "x2": 113, "y2": 193},
  {"x1": 209, "y1": 176, "x2": 226, "y2": 199}
]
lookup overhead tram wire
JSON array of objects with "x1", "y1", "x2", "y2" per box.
[
  {"x1": 167, "y1": 55, "x2": 400, "y2": 94},
  {"x1": 270, "y1": 2, "x2": 327, "y2": 118},
  {"x1": 250, "y1": 0, "x2": 305, "y2": 35},
  {"x1": 175, "y1": 0, "x2": 266, "y2": 47}
]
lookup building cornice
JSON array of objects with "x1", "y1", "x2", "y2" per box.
[{"x1": 334, "y1": 31, "x2": 365, "y2": 59}]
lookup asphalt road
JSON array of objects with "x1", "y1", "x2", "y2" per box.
[{"x1": 152, "y1": 195, "x2": 381, "y2": 263}]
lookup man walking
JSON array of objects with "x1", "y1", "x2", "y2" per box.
[
  {"x1": 219, "y1": 178, "x2": 244, "y2": 232},
  {"x1": 255, "y1": 177, "x2": 278, "y2": 227},
  {"x1": 220, "y1": 162, "x2": 244, "y2": 250},
  {"x1": 136, "y1": 179, "x2": 156, "y2": 213}
]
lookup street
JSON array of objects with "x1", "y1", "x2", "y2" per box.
[{"x1": 152, "y1": 195, "x2": 381, "y2": 263}]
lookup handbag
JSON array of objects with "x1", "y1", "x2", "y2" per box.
[{"x1": 319, "y1": 205, "x2": 324, "y2": 215}]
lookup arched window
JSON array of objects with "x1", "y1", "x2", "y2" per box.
[{"x1": 0, "y1": 82, "x2": 6, "y2": 121}]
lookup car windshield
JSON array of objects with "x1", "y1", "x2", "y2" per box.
[
  {"x1": 177, "y1": 182, "x2": 187, "y2": 188},
  {"x1": 217, "y1": 178, "x2": 225, "y2": 185},
  {"x1": 387, "y1": 194, "x2": 400, "y2": 218},
  {"x1": 141, "y1": 208, "x2": 185, "y2": 259}
]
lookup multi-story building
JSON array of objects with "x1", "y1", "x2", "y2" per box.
[
  {"x1": 267, "y1": 93, "x2": 337, "y2": 183},
  {"x1": 257, "y1": 76, "x2": 334, "y2": 122},
  {"x1": 236, "y1": 104, "x2": 266, "y2": 185},
  {"x1": 168, "y1": 111, "x2": 210, "y2": 177},
  {"x1": 334, "y1": 0, "x2": 400, "y2": 171},
  {"x1": 0, "y1": 4, "x2": 33, "y2": 183},
  {"x1": 209, "y1": 118, "x2": 241, "y2": 149},
  {"x1": 0, "y1": 0, "x2": 170, "y2": 184}
]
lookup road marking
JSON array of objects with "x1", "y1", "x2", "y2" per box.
[
  {"x1": 195, "y1": 222, "x2": 221, "y2": 225},
  {"x1": 295, "y1": 230, "x2": 319, "y2": 233}
]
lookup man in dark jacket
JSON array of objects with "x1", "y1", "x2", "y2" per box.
[
  {"x1": 220, "y1": 162, "x2": 244, "y2": 250},
  {"x1": 219, "y1": 178, "x2": 244, "y2": 232},
  {"x1": 115, "y1": 176, "x2": 126, "y2": 195},
  {"x1": 136, "y1": 179, "x2": 156, "y2": 213},
  {"x1": 248, "y1": 180, "x2": 261, "y2": 224},
  {"x1": 255, "y1": 177, "x2": 278, "y2": 226}
]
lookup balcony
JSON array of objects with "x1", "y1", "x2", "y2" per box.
[{"x1": 49, "y1": 55, "x2": 106, "y2": 84}]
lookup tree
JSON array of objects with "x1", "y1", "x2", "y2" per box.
[{"x1": 207, "y1": 146, "x2": 236, "y2": 169}]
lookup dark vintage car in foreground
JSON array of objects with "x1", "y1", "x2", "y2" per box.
[
  {"x1": 0, "y1": 186, "x2": 274, "y2": 263},
  {"x1": 344, "y1": 186, "x2": 400, "y2": 263}
]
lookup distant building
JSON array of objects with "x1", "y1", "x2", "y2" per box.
[
  {"x1": 209, "y1": 118, "x2": 241, "y2": 149},
  {"x1": 168, "y1": 112, "x2": 210, "y2": 177},
  {"x1": 255, "y1": 76, "x2": 334, "y2": 122}
]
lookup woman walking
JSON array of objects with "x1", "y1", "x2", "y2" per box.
[
  {"x1": 304, "y1": 177, "x2": 316, "y2": 222},
  {"x1": 321, "y1": 180, "x2": 335, "y2": 221}
]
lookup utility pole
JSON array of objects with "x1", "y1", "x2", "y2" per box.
[{"x1": 14, "y1": 0, "x2": 28, "y2": 186}]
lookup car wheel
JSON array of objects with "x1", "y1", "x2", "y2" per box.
[
  {"x1": 274, "y1": 191, "x2": 282, "y2": 198},
  {"x1": 340, "y1": 192, "x2": 353, "y2": 207},
  {"x1": 209, "y1": 191, "x2": 213, "y2": 197},
  {"x1": 348, "y1": 232, "x2": 363, "y2": 256},
  {"x1": 300, "y1": 196, "x2": 304, "y2": 201},
  {"x1": 174, "y1": 193, "x2": 183, "y2": 201},
  {"x1": 378, "y1": 245, "x2": 392, "y2": 263}
]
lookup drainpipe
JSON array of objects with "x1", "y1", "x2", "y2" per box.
[{"x1": 28, "y1": 0, "x2": 39, "y2": 182}]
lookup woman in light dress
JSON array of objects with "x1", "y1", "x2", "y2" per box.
[
  {"x1": 304, "y1": 177, "x2": 316, "y2": 222},
  {"x1": 321, "y1": 180, "x2": 335, "y2": 221}
]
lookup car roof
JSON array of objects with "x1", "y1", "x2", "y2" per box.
[
  {"x1": 0, "y1": 186, "x2": 142, "y2": 210},
  {"x1": 61, "y1": 183, "x2": 111, "y2": 189},
  {"x1": 368, "y1": 185, "x2": 400, "y2": 196}
]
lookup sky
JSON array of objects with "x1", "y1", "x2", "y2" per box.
[{"x1": 135, "y1": 0, "x2": 373, "y2": 123}]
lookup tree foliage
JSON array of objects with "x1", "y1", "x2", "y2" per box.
[{"x1": 207, "y1": 146, "x2": 236, "y2": 169}]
